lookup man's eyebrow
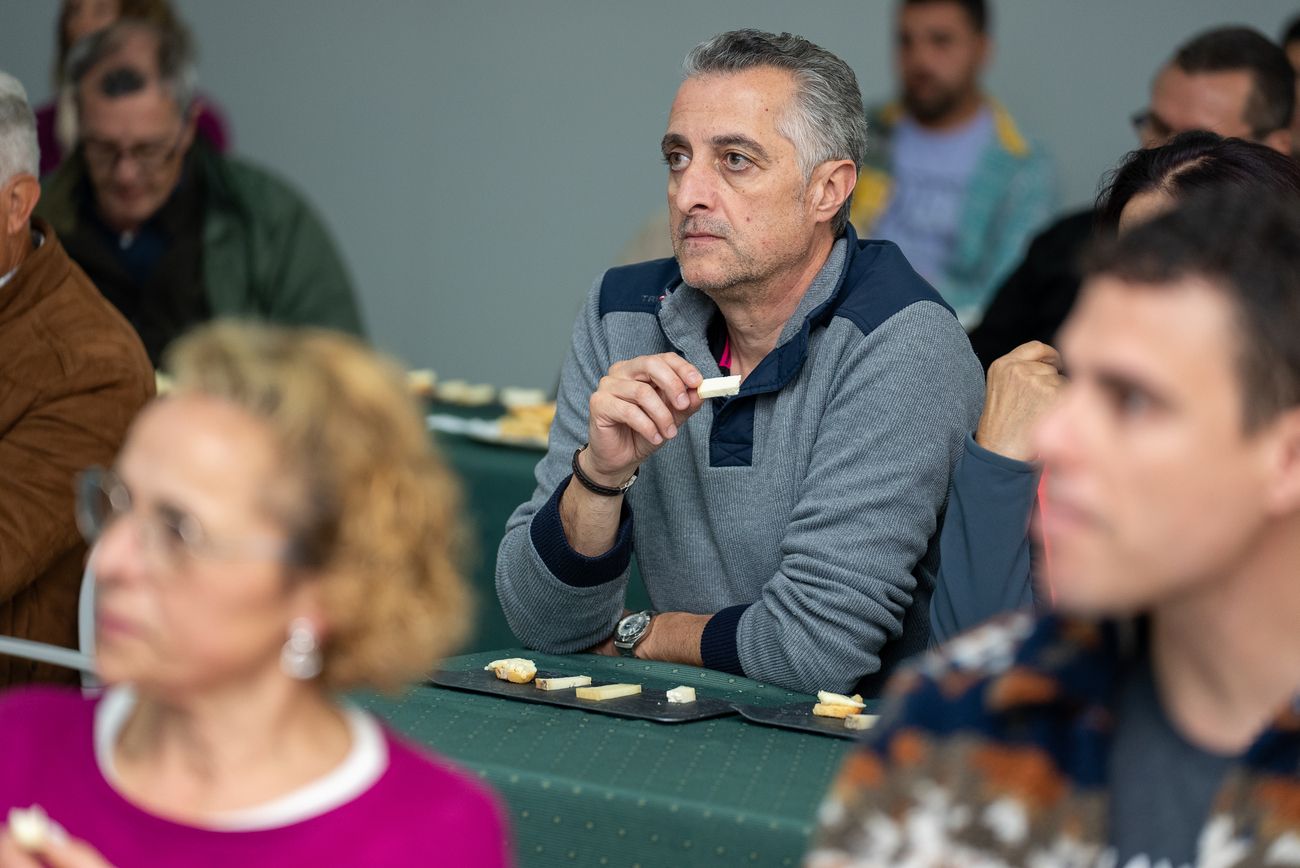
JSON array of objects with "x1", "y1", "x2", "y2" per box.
[
  {"x1": 711, "y1": 134, "x2": 770, "y2": 161},
  {"x1": 661, "y1": 133, "x2": 688, "y2": 155}
]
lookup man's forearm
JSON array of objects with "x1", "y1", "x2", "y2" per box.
[
  {"x1": 637, "y1": 612, "x2": 708, "y2": 666},
  {"x1": 588, "y1": 611, "x2": 709, "y2": 667},
  {"x1": 558, "y1": 450, "x2": 633, "y2": 556}
]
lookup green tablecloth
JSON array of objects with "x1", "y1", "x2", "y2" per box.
[
  {"x1": 361, "y1": 648, "x2": 853, "y2": 868},
  {"x1": 432, "y1": 423, "x2": 651, "y2": 653}
]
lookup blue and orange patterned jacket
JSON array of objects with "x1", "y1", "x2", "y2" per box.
[{"x1": 806, "y1": 613, "x2": 1300, "y2": 866}]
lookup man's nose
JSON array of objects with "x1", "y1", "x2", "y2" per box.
[{"x1": 671, "y1": 160, "x2": 718, "y2": 214}]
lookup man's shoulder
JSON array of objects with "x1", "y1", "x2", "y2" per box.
[
  {"x1": 879, "y1": 614, "x2": 1117, "y2": 738},
  {"x1": 596, "y1": 257, "x2": 681, "y2": 318},
  {"x1": 201, "y1": 149, "x2": 317, "y2": 221},
  {"x1": 3, "y1": 233, "x2": 153, "y2": 393},
  {"x1": 831, "y1": 238, "x2": 956, "y2": 339}
]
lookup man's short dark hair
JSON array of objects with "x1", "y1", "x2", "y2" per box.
[
  {"x1": 1085, "y1": 190, "x2": 1300, "y2": 431},
  {"x1": 901, "y1": 0, "x2": 989, "y2": 34},
  {"x1": 1096, "y1": 130, "x2": 1300, "y2": 232},
  {"x1": 1282, "y1": 15, "x2": 1300, "y2": 47},
  {"x1": 67, "y1": 18, "x2": 196, "y2": 114},
  {"x1": 1173, "y1": 26, "x2": 1295, "y2": 138}
]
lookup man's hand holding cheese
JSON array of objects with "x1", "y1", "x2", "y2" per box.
[{"x1": 496, "y1": 30, "x2": 983, "y2": 694}]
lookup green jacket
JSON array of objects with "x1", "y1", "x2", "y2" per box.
[
  {"x1": 37, "y1": 144, "x2": 364, "y2": 340},
  {"x1": 851, "y1": 99, "x2": 1056, "y2": 326}
]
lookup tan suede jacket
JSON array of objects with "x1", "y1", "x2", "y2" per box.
[{"x1": 0, "y1": 219, "x2": 153, "y2": 686}]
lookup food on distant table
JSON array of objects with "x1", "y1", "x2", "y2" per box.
[
  {"x1": 436, "y1": 379, "x2": 497, "y2": 406},
  {"x1": 813, "y1": 690, "x2": 866, "y2": 719},
  {"x1": 574, "y1": 683, "x2": 642, "y2": 701},
  {"x1": 499, "y1": 387, "x2": 550, "y2": 409},
  {"x1": 7, "y1": 805, "x2": 57, "y2": 851},
  {"x1": 497, "y1": 401, "x2": 557, "y2": 442},
  {"x1": 407, "y1": 368, "x2": 437, "y2": 397},
  {"x1": 697, "y1": 375, "x2": 741, "y2": 399},
  {"x1": 484, "y1": 658, "x2": 537, "y2": 684},
  {"x1": 665, "y1": 685, "x2": 696, "y2": 703},
  {"x1": 534, "y1": 674, "x2": 592, "y2": 691},
  {"x1": 844, "y1": 713, "x2": 878, "y2": 731}
]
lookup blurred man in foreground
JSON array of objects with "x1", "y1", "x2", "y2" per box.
[{"x1": 809, "y1": 189, "x2": 1300, "y2": 865}]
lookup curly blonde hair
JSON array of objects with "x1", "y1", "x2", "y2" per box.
[{"x1": 165, "y1": 321, "x2": 472, "y2": 691}]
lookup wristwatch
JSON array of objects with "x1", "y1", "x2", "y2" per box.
[{"x1": 613, "y1": 610, "x2": 655, "y2": 657}]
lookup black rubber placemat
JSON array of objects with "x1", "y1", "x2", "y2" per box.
[
  {"x1": 732, "y1": 701, "x2": 879, "y2": 741},
  {"x1": 429, "y1": 668, "x2": 738, "y2": 724}
]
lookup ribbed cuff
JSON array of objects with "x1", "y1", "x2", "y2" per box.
[
  {"x1": 964, "y1": 432, "x2": 1041, "y2": 474},
  {"x1": 700, "y1": 604, "x2": 750, "y2": 676},
  {"x1": 529, "y1": 475, "x2": 634, "y2": 588}
]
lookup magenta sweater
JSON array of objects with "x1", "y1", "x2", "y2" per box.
[{"x1": 0, "y1": 688, "x2": 511, "y2": 866}]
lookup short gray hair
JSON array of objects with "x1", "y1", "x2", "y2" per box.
[
  {"x1": 0, "y1": 72, "x2": 39, "y2": 185},
  {"x1": 67, "y1": 19, "x2": 197, "y2": 117},
  {"x1": 683, "y1": 30, "x2": 868, "y2": 235}
]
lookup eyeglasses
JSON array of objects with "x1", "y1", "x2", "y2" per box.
[
  {"x1": 75, "y1": 466, "x2": 294, "y2": 571},
  {"x1": 1130, "y1": 109, "x2": 1173, "y2": 144},
  {"x1": 1131, "y1": 108, "x2": 1280, "y2": 147},
  {"x1": 80, "y1": 127, "x2": 186, "y2": 174}
]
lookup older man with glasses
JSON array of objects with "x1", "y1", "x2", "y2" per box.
[
  {"x1": 0, "y1": 71, "x2": 153, "y2": 687},
  {"x1": 36, "y1": 18, "x2": 363, "y2": 365}
]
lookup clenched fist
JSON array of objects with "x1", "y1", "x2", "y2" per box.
[{"x1": 975, "y1": 341, "x2": 1066, "y2": 462}]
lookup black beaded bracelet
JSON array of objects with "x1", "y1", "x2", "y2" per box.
[{"x1": 571, "y1": 445, "x2": 638, "y2": 496}]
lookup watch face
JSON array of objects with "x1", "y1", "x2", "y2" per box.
[{"x1": 617, "y1": 612, "x2": 650, "y2": 642}]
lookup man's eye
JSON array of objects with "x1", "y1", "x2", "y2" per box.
[
  {"x1": 1111, "y1": 386, "x2": 1153, "y2": 418},
  {"x1": 664, "y1": 152, "x2": 689, "y2": 171},
  {"x1": 723, "y1": 152, "x2": 752, "y2": 170}
]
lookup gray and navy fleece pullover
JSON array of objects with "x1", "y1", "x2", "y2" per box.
[{"x1": 495, "y1": 228, "x2": 984, "y2": 694}]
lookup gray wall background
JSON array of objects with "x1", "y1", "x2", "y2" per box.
[{"x1": 4, "y1": 1, "x2": 1297, "y2": 387}]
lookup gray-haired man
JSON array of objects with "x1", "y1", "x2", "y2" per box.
[
  {"x1": 0, "y1": 72, "x2": 152, "y2": 686},
  {"x1": 36, "y1": 19, "x2": 362, "y2": 365},
  {"x1": 496, "y1": 30, "x2": 983, "y2": 694}
]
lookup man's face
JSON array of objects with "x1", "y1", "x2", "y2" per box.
[
  {"x1": 1138, "y1": 64, "x2": 1255, "y2": 147},
  {"x1": 895, "y1": 1, "x2": 987, "y2": 124},
  {"x1": 663, "y1": 68, "x2": 822, "y2": 300},
  {"x1": 79, "y1": 81, "x2": 193, "y2": 233},
  {"x1": 1035, "y1": 276, "x2": 1277, "y2": 615}
]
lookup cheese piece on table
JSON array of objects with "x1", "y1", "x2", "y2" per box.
[
  {"x1": 534, "y1": 675, "x2": 592, "y2": 691},
  {"x1": 812, "y1": 702, "x2": 864, "y2": 719},
  {"x1": 816, "y1": 690, "x2": 865, "y2": 709},
  {"x1": 844, "y1": 713, "x2": 878, "y2": 731},
  {"x1": 665, "y1": 685, "x2": 696, "y2": 703},
  {"x1": 697, "y1": 375, "x2": 741, "y2": 399},
  {"x1": 484, "y1": 658, "x2": 537, "y2": 684},
  {"x1": 575, "y1": 683, "x2": 642, "y2": 701}
]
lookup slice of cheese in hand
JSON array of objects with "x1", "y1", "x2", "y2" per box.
[
  {"x1": 816, "y1": 690, "x2": 865, "y2": 709},
  {"x1": 7, "y1": 805, "x2": 61, "y2": 851},
  {"x1": 844, "y1": 713, "x2": 878, "y2": 731},
  {"x1": 535, "y1": 675, "x2": 592, "y2": 691},
  {"x1": 484, "y1": 658, "x2": 537, "y2": 684},
  {"x1": 575, "y1": 683, "x2": 642, "y2": 701},
  {"x1": 697, "y1": 375, "x2": 741, "y2": 399},
  {"x1": 665, "y1": 685, "x2": 696, "y2": 703}
]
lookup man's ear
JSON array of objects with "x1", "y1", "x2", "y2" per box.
[
  {"x1": 1261, "y1": 406, "x2": 1300, "y2": 516},
  {"x1": 4, "y1": 174, "x2": 40, "y2": 235},
  {"x1": 809, "y1": 159, "x2": 859, "y2": 226}
]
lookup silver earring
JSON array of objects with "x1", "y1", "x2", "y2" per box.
[{"x1": 280, "y1": 617, "x2": 322, "y2": 680}]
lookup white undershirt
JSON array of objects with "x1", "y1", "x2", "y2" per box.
[{"x1": 93, "y1": 686, "x2": 389, "y2": 831}]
